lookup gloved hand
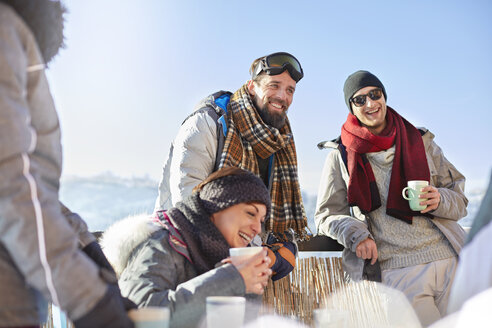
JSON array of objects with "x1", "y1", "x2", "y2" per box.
[
  {"x1": 73, "y1": 284, "x2": 134, "y2": 328},
  {"x1": 263, "y1": 233, "x2": 297, "y2": 281},
  {"x1": 82, "y1": 241, "x2": 137, "y2": 311}
]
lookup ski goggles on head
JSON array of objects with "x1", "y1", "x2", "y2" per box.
[{"x1": 251, "y1": 52, "x2": 304, "y2": 82}]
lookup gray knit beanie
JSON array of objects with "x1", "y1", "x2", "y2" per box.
[
  {"x1": 343, "y1": 70, "x2": 387, "y2": 112},
  {"x1": 197, "y1": 169, "x2": 271, "y2": 218}
]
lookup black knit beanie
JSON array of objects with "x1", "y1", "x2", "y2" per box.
[
  {"x1": 343, "y1": 70, "x2": 387, "y2": 112},
  {"x1": 198, "y1": 171, "x2": 271, "y2": 218}
]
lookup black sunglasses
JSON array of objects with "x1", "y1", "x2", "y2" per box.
[
  {"x1": 350, "y1": 88, "x2": 383, "y2": 107},
  {"x1": 252, "y1": 52, "x2": 304, "y2": 82}
]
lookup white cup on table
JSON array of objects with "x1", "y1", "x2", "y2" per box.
[{"x1": 206, "y1": 296, "x2": 246, "y2": 328}]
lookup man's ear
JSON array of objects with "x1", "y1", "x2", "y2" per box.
[{"x1": 247, "y1": 80, "x2": 256, "y2": 97}]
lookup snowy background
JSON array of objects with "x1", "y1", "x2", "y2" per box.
[
  {"x1": 59, "y1": 173, "x2": 486, "y2": 234},
  {"x1": 51, "y1": 0, "x2": 491, "y2": 236}
]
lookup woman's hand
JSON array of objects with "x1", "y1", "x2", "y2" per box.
[{"x1": 233, "y1": 248, "x2": 272, "y2": 294}]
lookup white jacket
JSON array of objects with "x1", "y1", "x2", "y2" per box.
[{"x1": 155, "y1": 91, "x2": 230, "y2": 211}]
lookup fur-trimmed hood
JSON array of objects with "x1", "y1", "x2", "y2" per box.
[
  {"x1": 0, "y1": 0, "x2": 66, "y2": 65},
  {"x1": 100, "y1": 214, "x2": 161, "y2": 277}
]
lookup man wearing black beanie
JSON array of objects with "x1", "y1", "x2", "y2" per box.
[
  {"x1": 315, "y1": 70, "x2": 468, "y2": 326},
  {"x1": 343, "y1": 70, "x2": 387, "y2": 113}
]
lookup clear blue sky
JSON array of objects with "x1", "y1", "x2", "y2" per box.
[{"x1": 47, "y1": 0, "x2": 492, "y2": 195}]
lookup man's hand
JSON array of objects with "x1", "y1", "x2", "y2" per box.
[
  {"x1": 420, "y1": 185, "x2": 441, "y2": 213},
  {"x1": 355, "y1": 238, "x2": 378, "y2": 265}
]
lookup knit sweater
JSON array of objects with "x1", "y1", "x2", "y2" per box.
[{"x1": 366, "y1": 145, "x2": 455, "y2": 270}]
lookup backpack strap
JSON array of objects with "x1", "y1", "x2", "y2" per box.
[
  {"x1": 213, "y1": 93, "x2": 231, "y2": 171},
  {"x1": 336, "y1": 138, "x2": 370, "y2": 176},
  {"x1": 179, "y1": 92, "x2": 231, "y2": 173},
  {"x1": 333, "y1": 136, "x2": 349, "y2": 170}
]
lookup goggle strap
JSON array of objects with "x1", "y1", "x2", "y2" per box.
[{"x1": 255, "y1": 61, "x2": 264, "y2": 77}]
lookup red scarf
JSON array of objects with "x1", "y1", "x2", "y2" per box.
[{"x1": 341, "y1": 107, "x2": 430, "y2": 223}]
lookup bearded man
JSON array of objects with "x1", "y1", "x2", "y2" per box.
[{"x1": 155, "y1": 52, "x2": 308, "y2": 242}]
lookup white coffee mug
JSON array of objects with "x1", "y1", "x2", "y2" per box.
[
  {"x1": 206, "y1": 296, "x2": 246, "y2": 328},
  {"x1": 229, "y1": 247, "x2": 263, "y2": 265},
  {"x1": 128, "y1": 307, "x2": 170, "y2": 328}
]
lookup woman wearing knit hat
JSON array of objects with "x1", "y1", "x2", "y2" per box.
[{"x1": 101, "y1": 167, "x2": 275, "y2": 327}]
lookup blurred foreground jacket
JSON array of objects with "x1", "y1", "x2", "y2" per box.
[{"x1": 0, "y1": 2, "x2": 132, "y2": 327}]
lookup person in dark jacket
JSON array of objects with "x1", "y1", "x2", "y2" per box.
[
  {"x1": 102, "y1": 167, "x2": 275, "y2": 327},
  {"x1": 0, "y1": 1, "x2": 133, "y2": 327}
]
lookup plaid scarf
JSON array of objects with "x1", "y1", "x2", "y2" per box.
[
  {"x1": 341, "y1": 106, "x2": 431, "y2": 223},
  {"x1": 218, "y1": 84, "x2": 308, "y2": 238}
]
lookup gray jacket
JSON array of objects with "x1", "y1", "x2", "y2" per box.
[
  {"x1": 315, "y1": 128, "x2": 467, "y2": 280},
  {"x1": 101, "y1": 215, "x2": 258, "y2": 328},
  {"x1": 0, "y1": 4, "x2": 108, "y2": 326}
]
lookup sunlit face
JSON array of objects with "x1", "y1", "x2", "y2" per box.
[
  {"x1": 248, "y1": 71, "x2": 296, "y2": 129},
  {"x1": 210, "y1": 202, "x2": 267, "y2": 248},
  {"x1": 351, "y1": 86, "x2": 387, "y2": 135}
]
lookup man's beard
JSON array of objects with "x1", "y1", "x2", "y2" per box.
[{"x1": 252, "y1": 96, "x2": 288, "y2": 130}]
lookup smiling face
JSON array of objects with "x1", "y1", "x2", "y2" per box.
[
  {"x1": 210, "y1": 202, "x2": 267, "y2": 248},
  {"x1": 351, "y1": 86, "x2": 388, "y2": 135},
  {"x1": 248, "y1": 71, "x2": 296, "y2": 129}
]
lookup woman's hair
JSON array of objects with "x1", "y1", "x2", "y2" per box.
[{"x1": 193, "y1": 167, "x2": 251, "y2": 193}]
